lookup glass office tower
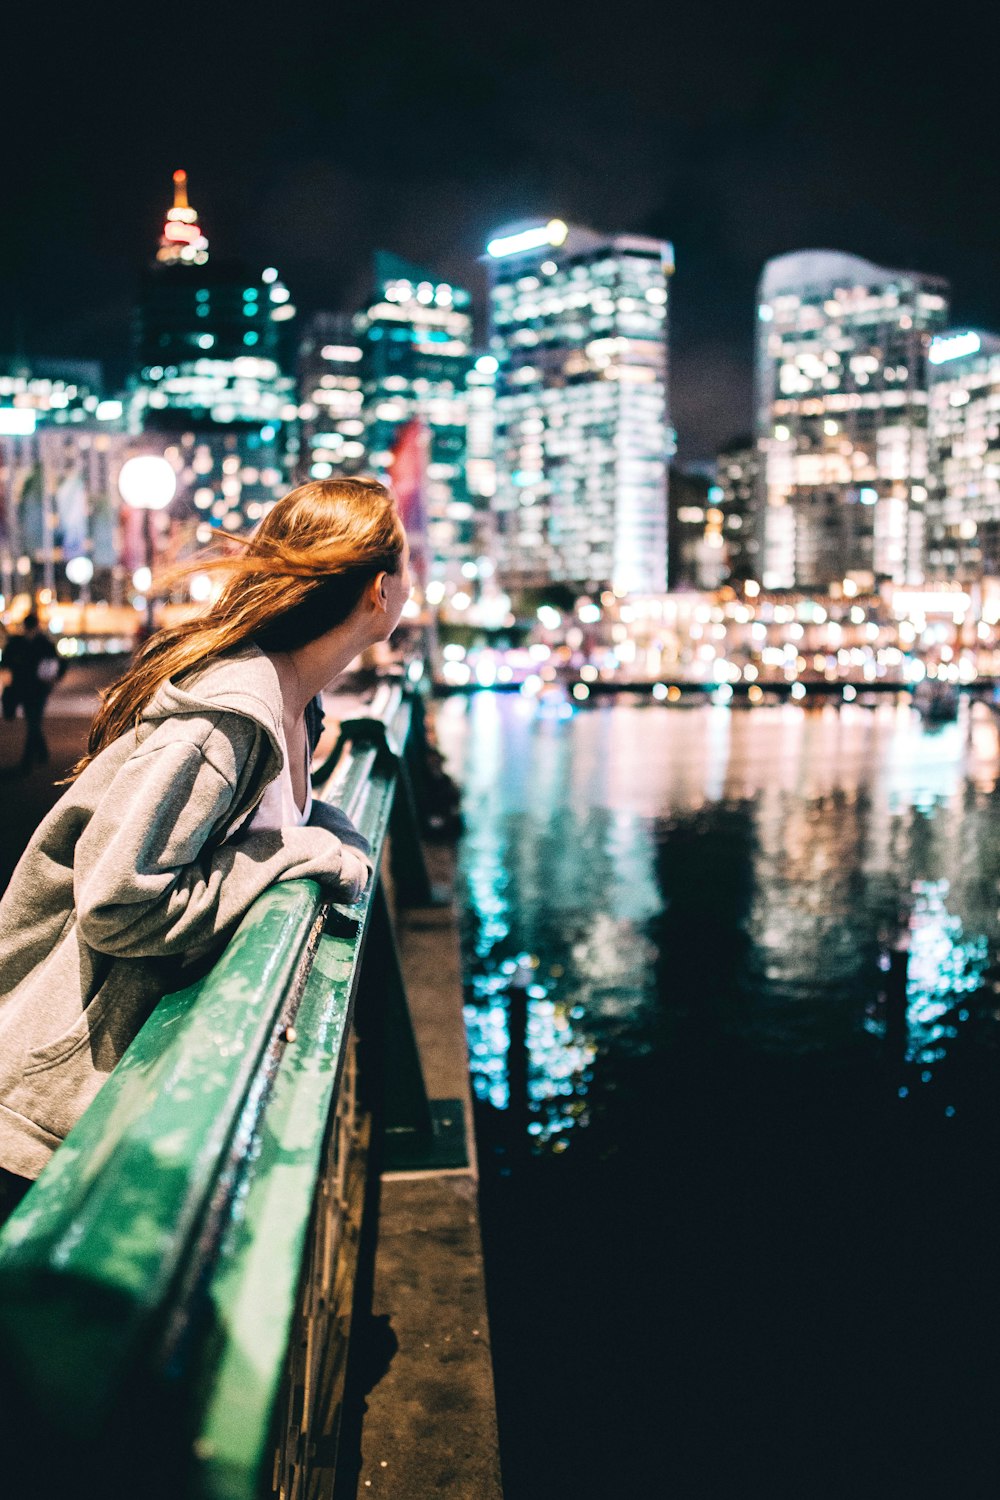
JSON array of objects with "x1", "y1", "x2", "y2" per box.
[
  {"x1": 358, "y1": 253, "x2": 476, "y2": 580},
  {"x1": 755, "y1": 250, "x2": 949, "y2": 591},
  {"x1": 132, "y1": 171, "x2": 294, "y2": 433},
  {"x1": 128, "y1": 172, "x2": 297, "y2": 545},
  {"x1": 926, "y1": 330, "x2": 1000, "y2": 583},
  {"x1": 715, "y1": 437, "x2": 761, "y2": 582},
  {"x1": 296, "y1": 312, "x2": 367, "y2": 482},
  {"x1": 487, "y1": 220, "x2": 672, "y2": 597}
]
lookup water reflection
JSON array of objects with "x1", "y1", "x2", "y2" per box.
[
  {"x1": 444, "y1": 691, "x2": 1000, "y2": 1496},
  {"x1": 440, "y1": 693, "x2": 1000, "y2": 1153},
  {"x1": 904, "y1": 879, "x2": 989, "y2": 1064}
]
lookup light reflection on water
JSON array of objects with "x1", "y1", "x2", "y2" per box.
[
  {"x1": 904, "y1": 880, "x2": 989, "y2": 1063},
  {"x1": 440, "y1": 692, "x2": 1000, "y2": 1153}
]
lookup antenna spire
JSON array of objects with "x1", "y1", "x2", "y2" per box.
[{"x1": 156, "y1": 169, "x2": 209, "y2": 266}]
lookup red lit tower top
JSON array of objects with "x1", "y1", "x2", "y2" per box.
[{"x1": 156, "y1": 169, "x2": 209, "y2": 266}]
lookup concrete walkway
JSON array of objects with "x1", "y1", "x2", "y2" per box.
[
  {"x1": 0, "y1": 658, "x2": 125, "y2": 891},
  {"x1": 346, "y1": 839, "x2": 504, "y2": 1500}
]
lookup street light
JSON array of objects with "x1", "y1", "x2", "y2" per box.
[
  {"x1": 65, "y1": 554, "x2": 95, "y2": 631},
  {"x1": 65, "y1": 555, "x2": 94, "y2": 589},
  {"x1": 118, "y1": 455, "x2": 176, "y2": 639}
]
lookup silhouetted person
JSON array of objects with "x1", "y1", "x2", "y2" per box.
[{"x1": 1, "y1": 611, "x2": 62, "y2": 772}]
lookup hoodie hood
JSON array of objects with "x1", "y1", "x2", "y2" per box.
[{"x1": 141, "y1": 643, "x2": 284, "y2": 758}]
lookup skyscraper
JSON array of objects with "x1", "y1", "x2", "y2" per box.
[
  {"x1": 667, "y1": 463, "x2": 726, "y2": 591},
  {"x1": 132, "y1": 171, "x2": 294, "y2": 433},
  {"x1": 130, "y1": 171, "x2": 297, "y2": 546},
  {"x1": 755, "y1": 250, "x2": 949, "y2": 591},
  {"x1": 296, "y1": 313, "x2": 367, "y2": 482},
  {"x1": 358, "y1": 253, "x2": 477, "y2": 581},
  {"x1": 487, "y1": 219, "x2": 672, "y2": 597},
  {"x1": 926, "y1": 330, "x2": 1000, "y2": 583},
  {"x1": 464, "y1": 352, "x2": 497, "y2": 539},
  {"x1": 715, "y1": 437, "x2": 761, "y2": 581}
]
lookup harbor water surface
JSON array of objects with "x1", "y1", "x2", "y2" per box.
[{"x1": 437, "y1": 691, "x2": 1000, "y2": 1499}]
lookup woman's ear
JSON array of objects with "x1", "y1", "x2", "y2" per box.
[{"x1": 370, "y1": 571, "x2": 389, "y2": 613}]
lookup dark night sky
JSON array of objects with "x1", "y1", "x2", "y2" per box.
[{"x1": 4, "y1": 0, "x2": 998, "y2": 460}]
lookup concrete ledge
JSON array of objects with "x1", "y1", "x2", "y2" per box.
[
  {"x1": 344, "y1": 836, "x2": 502, "y2": 1498},
  {"x1": 356, "y1": 1174, "x2": 502, "y2": 1499}
]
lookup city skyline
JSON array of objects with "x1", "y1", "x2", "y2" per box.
[
  {"x1": 3, "y1": 193, "x2": 997, "y2": 606},
  {"x1": 4, "y1": 0, "x2": 998, "y2": 463}
]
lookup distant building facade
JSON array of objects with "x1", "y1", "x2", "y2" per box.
[
  {"x1": 487, "y1": 219, "x2": 672, "y2": 596},
  {"x1": 357, "y1": 253, "x2": 477, "y2": 580},
  {"x1": 0, "y1": 423, "x2": 132, "y2": 605},
  {"x1": 132, "y1": 172, "x2": 294, "y2": 434},
  {"x1": 667, "y1": 464, "x2": 727, "y2": 590},
  {"x1": 755, "y1": 250, "x2": 949, "y2": 591},
  {"x1": 470, "y1": 352, "x2": 500, "y2": 534},
  {"x1": 296, "y1": 312, "x2": 367, "y2": 482},
  {"x1": 926, "y1": 330, "x2": 1000, "y2": 583},
  {"x1": 715, "y1": 437, "x2": 761, "y2": 581},
  {"x1": 130, "y1": 171, "x2": 296, "y2": 545},
  {"x1": 0, "y1": 359, "x2": 113, "y2": 430},
  {"x1": 0, "y1": 358, "x2": 128, "y2": 601}
]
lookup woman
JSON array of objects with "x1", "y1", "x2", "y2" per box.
[{"x1": 0, "y1": 476, "x2": 411, "y2": 1214}]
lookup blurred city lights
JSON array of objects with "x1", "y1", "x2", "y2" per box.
[
  {"x1": 0, "y1": 408, "x2": 36, "y2": 435},
  {"x1": 118, "y1": 455, "x2": 176, "y2": 510},
  {"x1": 189, "y1": 573, "x2": 213, "y2": 603},
  {"x1": 487, "y1": 220, "x2": 568, "y2": 258},
  {"x1": 929, "y1": 331, "x2": 981, "y2": 364},
  {"x1": 65, "y1": 557, "x2": 94, "y2": 586}
]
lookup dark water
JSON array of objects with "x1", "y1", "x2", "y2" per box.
[{"x1": 438, "y1": 692, "x2": 1000, "y2": 1500}]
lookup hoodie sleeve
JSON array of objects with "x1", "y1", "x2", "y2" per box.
[
  {"x1": 73, "y1": 735, "x2": 370, "y2": 960},
  {"x1": 307, "y1": 798, "x2": 372, "y2": 855}
]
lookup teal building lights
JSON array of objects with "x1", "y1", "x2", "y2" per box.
[
  {"x1": 358, "y1": 252, "x2": 478, "y2": 579},
  {"x1": 296, "y1": 313, "x2": 367, "y2": 482},
  {"x1": 128, "y1": 173, "x2": 296, "y2": 545}
]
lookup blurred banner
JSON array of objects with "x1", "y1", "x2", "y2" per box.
[
  {"x1": 120, "y1": 504, "x2": 146, "y2": 575},
  {"x1": 18, "y1": 465, "x2": 44, "y2": 557},
  {"x1": 390, "y1": 418, "x2": 430, "y2": 586},
  {"x1": 0, "y1": 442, "x2": 9, "y2": 549},
  {"x1": 55, "y1": 465, "x2": 89, "y2": 560},
  {"x1": 90, "y1": 491, "x2": 118, "y2": 570}
]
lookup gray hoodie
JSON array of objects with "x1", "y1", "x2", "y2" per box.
[{"x1": 0, "y1": 644, "x2": 371, "y2": 1179}]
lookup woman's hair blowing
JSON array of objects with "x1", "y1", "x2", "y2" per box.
[{"x1": 70, "y1": 477, "x2": 404, "y2": 779}]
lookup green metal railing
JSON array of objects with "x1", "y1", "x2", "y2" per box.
[{"x1": 0, "y1": 675, "x2": 465, "y2": 1500}]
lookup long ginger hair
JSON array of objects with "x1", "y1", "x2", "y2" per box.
[{"x1": 70, "y1": 477, "x2": 404, "y2": 780}]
